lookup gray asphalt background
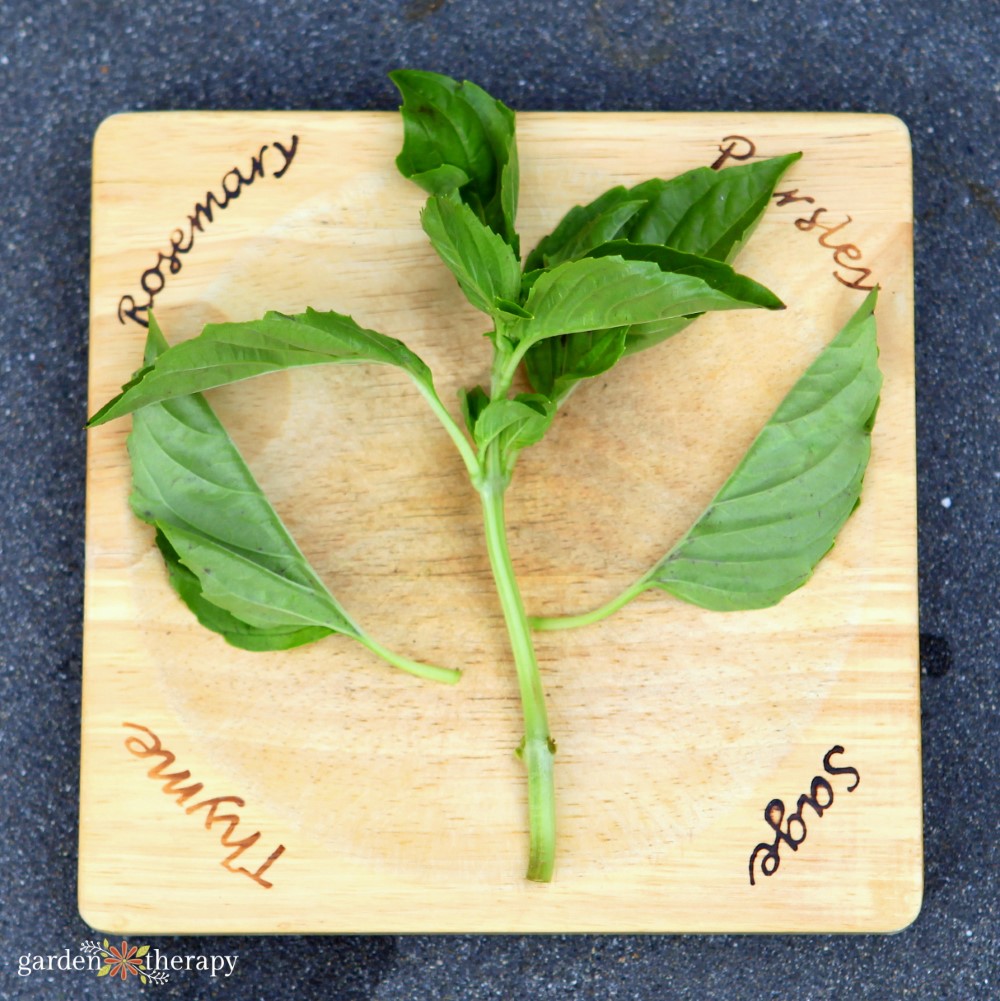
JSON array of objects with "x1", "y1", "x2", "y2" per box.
[{"x1": 1, "y1": 1, "x2": 997, "y2": 998}]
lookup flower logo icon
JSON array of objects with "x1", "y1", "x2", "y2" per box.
[
  {"x1": 98, "y1": 940, "x2": 147, "y2": 981},
  {"x1": 80, "y1": 939, "x2": 167, "y2": 985}
]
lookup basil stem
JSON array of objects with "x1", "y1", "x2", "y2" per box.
[
  {"x1": 409, "y1": 377, "x2": 482, "y2": 483},
  {"x1": 356, "y1": 633, "x2": 462, "y2": 685},
  {"x1": 479, "y1": 439, "x2": 556, "y2": 882},
  {"x1": 528, "y1": 579, "x2": 649, "y2": 633}
]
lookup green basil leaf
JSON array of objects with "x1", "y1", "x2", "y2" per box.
[
  {"x1": 519, "y1": 269, "x2": 544, "y2": 300},
  {"x1": 152, "y1": 522, "x2": 359, "y2": 633},
  {"x1": 522, "y1": 244, "x2": 783, "y2": 400},
  {"x1": 499, "y1": 140, "x2": 520, "y2": 257},
  {"x1": 524, "y1": 189, "x2": 647, "y2": 270},
  {"x1": 524, "y1": 327, "x2": 627, "y2": 400},
  {"x1": 460, "y1": 78, "x2": 520, "y2": 255},
  {"x1": 88, "y1": 308, "x2": 433, "y2": 426},
  {"x1": 403, "y1": 163, "x2": 471, "y2": 197},
  {"x1": 589, "y1": 241, "x2": 784, "y2": 311},
  {"x1": 495, "y1": 298, "x2": 533, "y2": 319},
  {"x1": 643, "y1": 289, "x2": 881, "y2": 611},
  {"x1": 155, "y1": 531, "x2": 332, "y2": 651},
  {"x1": 459, "y1": 384, "x2": 490, "y2": 435},
  {"x1": 629, "y1": 153, "x2": 801, "y2": 262},
  {"x1": 128, "y1": 319, "x2": 462, "y2": 685},
  {"x1": 421, "y1": 195, "x2": 520, "y2": 317},
  {"x1": 127, "y1": 318, "x2": 361, "y2": 638},
  {"x1": 392, "y1": 70, "x2": 518, "y2": 252},
  {"x1": 589, "y1": 240, "x2": 784, "y2": 358},
  {"x1": 525, "y1": 154, "x2": 800, "y2": 270},
  {"x1": 512, "y1": 255, "x2": 778, "y2": 352},
  {"x1": 473, "y1": 394, "x2": 555, "y2": 465},
  {"x1": 625, "y1": 170, "x2": 720, "y2": 246}
]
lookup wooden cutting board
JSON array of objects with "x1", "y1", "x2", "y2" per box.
[{"x1": 81, "y1": 110, "x2": 919, "y2": 933}]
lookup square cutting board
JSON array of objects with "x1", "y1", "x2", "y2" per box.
[{"x1": 81, "y1": 110, "x2": 919, "y2": 933}]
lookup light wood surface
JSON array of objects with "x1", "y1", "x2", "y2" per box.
[{"x1": 81, "y1": 111, "x2": 919, "y2": 933}]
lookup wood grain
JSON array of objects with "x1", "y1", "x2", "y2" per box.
[{"x1": 80, "y1": 111, "x2": 919, "y2": 933}]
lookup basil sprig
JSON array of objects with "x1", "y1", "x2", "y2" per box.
[{"x1": 90, "y1": 72, "x2": 880, "y2": 884}]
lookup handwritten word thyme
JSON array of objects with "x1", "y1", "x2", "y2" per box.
[{"x1": 123, "y1": 722, "x2": 285, "y2": 888}]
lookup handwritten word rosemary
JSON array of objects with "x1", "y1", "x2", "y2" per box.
[
  {"x1": 713, "y1": 135, "x2": 876, "y2": 291},
  {"x1": 748, "y1": 745, "x2": 860, "y2": 885},
  {"x1": 117, "y1": 136, "x2": 299, "y2": 329},
  {"x1": 122, "y1": 722, "x2": 285, "y2": 888}
]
